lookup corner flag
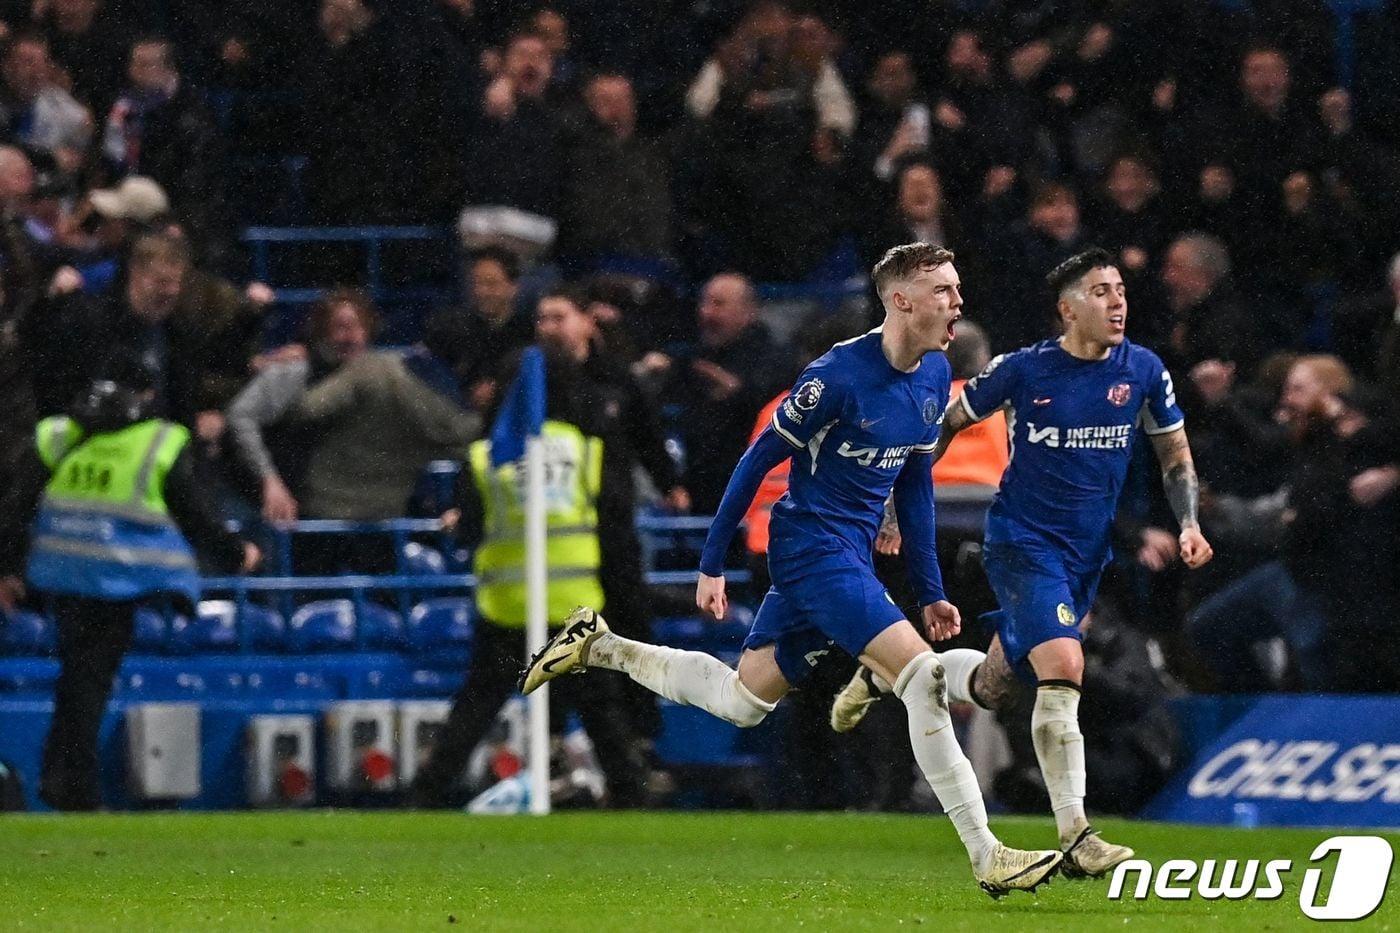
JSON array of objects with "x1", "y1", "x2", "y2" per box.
[
  {"x1": 487, "y1": 345, "x2": 551, "y2": 814},
  {"x1": 489, "y1": 346, "x2": 546, "y2": 467}
]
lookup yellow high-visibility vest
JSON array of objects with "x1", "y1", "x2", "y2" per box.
[{"x1": 468, "y1": 420, "x2": 604, "y2": 627}]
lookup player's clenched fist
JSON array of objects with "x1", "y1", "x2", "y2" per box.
[
  {"x1": 696, "y1": 573, "x2": 728, "y2": 621},
  {"x1": 922, "y1": 600, "x2": 961, "y2": 642},
  {"x1": 1178, "y1": 527, "x2": 1214, "y2": 569}
]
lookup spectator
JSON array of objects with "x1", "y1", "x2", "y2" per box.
[
  {"x1": 1156, "y1": 232, "x2": 1263, "y2": 378},
  {"x1": 422, "y1": 246, "x2": 533, "y2": 411},
  {"x1": 933, "y1": 28, "x2": 1035, "y2": 205},
  {"x1": 289, "y1": 338, "x2": 481, "y2": 527},
  {"x1": 863, "y1": 159, "x2": 964, "y2": 284},
  {"x1": 982, "y1": 183, "x2": 1090, "y2": 352},
  {"x1": 851, "y1": 49, "x2": 927, "y2": 188},
  {"x1": 0, "y1": 352, "x2": 258, "y2": 810},
  {"x1": 27, "y1": 231, "x2": 198, "y2": 421},
  {"x1": 226, "y1": 289, "x2": 374, "y2": 524},
  {"x1": 646, "y1": 272, "x2": 791, "y2": 513},
  {"x1": 0, "y1": 264, "x2": 35, "y2": 499},
  {"x1": 1334, "y1": 251, "x2": 1400, "y2": 396},
  {"x1": 0, "y1": 144, "x2": 46, "y2": 292},
  {"x1": 409, "y1": 298, "x2": 657, "y2": 809},
  {"x1": 102, "y1": 36, "x2": 227, "y2": 264},
  {"x1": 1090, "y1": 152, "x2": 1172, "y2": 280},
  {"x1": 533, "y1": 285, "x2": 689, "y2": 740},
  {"x1": 680, "y1": 6, "x2": 855, "y2": 278},
  {"x1": 52, "y1": 175, "x2": 170, "y2": 290},
  {"x1": 302, "y1": 0, "x2": 408, "y2": 222},
  {"x1": 0, "y1": 33, "x2": 91, "y2": 178},
  {"x1": 933, "y1": 320, "x2": 1007, "y2": 491},
  {"x1": 1196, "y1": 44, "x2": 1323, "y2": 289},
  {"x1": 36, "y1": 0, "x2": 131, "y2": 117},
  {"x1": 464, "y1": 30, "x2": 566, "y2": 222},
  {"x1": 558, "y1": 72, "x2": 672, "y2": 266},
  {"x1": 1190, "y1": 355, "x2": 1400, "y2": 692}
]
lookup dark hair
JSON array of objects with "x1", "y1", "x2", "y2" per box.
[
  {"x1": 2, "y1": 31, "x2": 47, "y2": 64},
  {"x1": 467, "y1": 246, "x2": 520, "y2": 282},
  {"x1": 128, "y1": 231, "x2": 191, "y2": 270},
  {"x1": 538, "y1": 284, "x2": 588, "y2": 313},
  {"x1": 871, "y1": 242, "x2": 955, "y2": 299},
  {"x1": 1030, "y1": 182, "x2": 1078, "y2": 209},
  {"x1": 307, "y1": 287, "x2": 380, "y2": 343},
  {"x1": 130, "y1": 34, "x2": 176, "y2": 69},
  {"x1": 1046, "y1": 247, "x2": 1116, "y2": 296},
  {"x1": 1240, "y1": 40, "x2": 1288, "y2": 65}
]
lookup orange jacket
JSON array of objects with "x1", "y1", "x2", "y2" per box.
[
  {"x1": 933, "y1": 379, "x2": 1009, "y2": 487},
  {"x1": 744, "y1": 392, "x2": 791, "y2": 554}
]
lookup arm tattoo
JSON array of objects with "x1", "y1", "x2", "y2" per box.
[
  {"x1": 879, "y1": 494, "x2": 899, "y2": 535},
  {"x1": 1164, "y1": 460, "x2": 1200, "y2": 529}
]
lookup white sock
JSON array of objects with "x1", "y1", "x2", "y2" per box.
[
  {"x1": 1031, "y1": 683, "x2": 1088, "y2": 843},
  {"x1": 586, "y1": 632, "x2": 775, "y2": 727},
  {"x1": 894, "y1": 652, "x2": 999, "y2": 871},
  {"x1": 938, "y1": 648, "x2": 988, "y2": 707},
  {"x1": 870, "y1": 669, "x2": 892, "y2": 694}
]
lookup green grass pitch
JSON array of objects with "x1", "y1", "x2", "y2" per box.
[{"x1": 1, "y1": 812, "x2": 1395, "y2": 930}]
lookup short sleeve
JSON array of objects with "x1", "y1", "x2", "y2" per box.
[
  {"x1": 959, "y1": 352, "x2": 1018, "y2": 422},
  {"x1": 772, "y1": 366, "x2": 845, "y2": 448},
  {"x1": 1140, "y1": 355, "x2": 1185, "y2": 435}
]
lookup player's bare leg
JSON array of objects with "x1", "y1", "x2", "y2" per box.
[
  {"x1": 861, "y1": 621, "x2": 1061, "y2": 896},
  {"x1": 522, "y1": 607, "x2": 782, "y2": 727},
  {"x1": 1026, "y1": 635, "x2": 1133, "y2": 879}
]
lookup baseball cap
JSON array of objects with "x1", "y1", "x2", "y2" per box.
[{"x1": 88, "y1": 176, "x2": 170, "y2": 223}]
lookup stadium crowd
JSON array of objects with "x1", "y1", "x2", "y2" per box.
[{"x1": 0, "y1": 0, "x2": 1397, "y2": 808}]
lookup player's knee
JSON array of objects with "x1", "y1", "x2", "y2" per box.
[
  {"x1": 723, "y1": 672, "x2": 775, "y2": 728},
  {"x1": 1031, "y1": 642, "x2": 1084, "y2": 685},
  {"x1": 892, "y1": 651, "x2": 949, "y2": 712},
  {"x1": 970, "y1": 660, "x2": 1009, "y2": 712}
]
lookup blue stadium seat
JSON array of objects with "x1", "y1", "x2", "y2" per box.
[
  {"x1": 359, "y1": 602, "x2": 407, "y2": 650},
  {"x1": 407, "y1": 598, "x2": 474, "y2": 652},
  {"x1": 401, "y1": 542, "x2": 446, "y2": 575},
  {"x1": 286, "y1": 600, "x2": 357, "y2": 653},
  {"x1": 0, "y1": 658, "x2": 59, "y2": 694},
  {"x1": 168, "y1": 605, "x2": 239, "y2": 654},
  {"x1": 241, "y1": 604, "x2": 287, "y2": 652},
  {"x1": 0, "y1": 611, "x2": 56, "y2": 657},
  {"x1": 132, "y1": 607, "x2": 168, "y2": 654}
]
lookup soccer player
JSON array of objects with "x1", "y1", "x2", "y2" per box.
[
  {"x1": 522, "y1": 243, "x2": 1063, "y2": 897},
  {"x1": 831, "y1": 247, "x2": 1214, "y2": 878}
]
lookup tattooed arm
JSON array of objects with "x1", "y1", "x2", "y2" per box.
[{"x1": 1149, "y1": 426, "x2": 1214, "y2": 569}]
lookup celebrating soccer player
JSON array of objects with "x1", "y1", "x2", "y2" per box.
[
  {"x1": 521, "y1": 243, "x2": 1063, "y2": 897},
  {"x1": 832, "y1": 247, "x2": 1214, "y2": 878}
]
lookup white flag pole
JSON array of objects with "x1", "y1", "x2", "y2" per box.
[{"x1": 524, "y1": 432, "x2": 551, "y2": 815}]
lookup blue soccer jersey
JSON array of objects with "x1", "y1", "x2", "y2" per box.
[
  {"x1": 959, "y1": 338, "x2": 1184, "y2": 570},
  {"x1": 768, "y1": 329, "x2": 951, "y2": 561}
]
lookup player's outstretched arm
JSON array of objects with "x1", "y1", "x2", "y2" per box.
[
  {"x1": 1149, "y1": 426, "x2": 1214, "y2": 568},
  {"x1": 695, "y1": 427, "x2": 793, "y2": 619},
  {"x1": 929, "y1": 395, "x2": 973, "y2": 464},
  {"x1": 893, "y1": 451, "x2": 961, "y2": 641}
]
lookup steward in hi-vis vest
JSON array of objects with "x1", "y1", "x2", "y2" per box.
[
  {"x1": 468, "y1": 419, "x2": 604, "y2": 627},
  {"x1": 0, "y1": 360, "x2": 257, "y2": 811},
  {"x1": 27, "y1": 415, "x2": 202, "y2": 603},
  {"x1": 409, "y1": 296, "x2": 662, "y2": 809}
]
